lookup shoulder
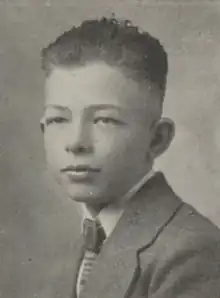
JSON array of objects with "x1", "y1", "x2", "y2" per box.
[
  {"x1": 139, "y1": 202, "x2": 220, "y2": 297},
  {"x1": 159, "y1": 201, "x2": 220, "y2": 246},
  {"x1": 140, "y1": 200, "x2": 220, "y2": 265}
]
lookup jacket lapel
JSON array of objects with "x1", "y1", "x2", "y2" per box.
[{"x1": 79, "y1": 172, "x2": 183, "y2": 298}]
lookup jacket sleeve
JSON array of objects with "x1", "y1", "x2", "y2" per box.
[{"x1": 142, "y1": 236, "x2": 220, "y2": 298}]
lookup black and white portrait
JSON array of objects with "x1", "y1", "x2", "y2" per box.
[{"x1": 1, "y1": 1, "x2": 220, "y2": 298}]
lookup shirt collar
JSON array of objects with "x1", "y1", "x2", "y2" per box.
[{"x1": 82, "y1": 169, "x2": 155, "y2": 238}]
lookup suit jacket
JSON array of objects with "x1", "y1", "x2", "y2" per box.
[{"x1": 71, "y1": 172, "x2": 220, "y2": 298}]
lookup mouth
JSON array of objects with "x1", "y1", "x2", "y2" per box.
[
  {"x1": 60, "y1": 165, "x2": 101, "y2": 182},
  {"x1": 60, "y1": 165, "x2": 101, "y2": 173}
]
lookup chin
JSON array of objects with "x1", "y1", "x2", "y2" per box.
[
  {"x1": 66, "y1": 186, "x2": 103, "y2": 205},
  {"x1": 70, "y1": 195, "x2": 107, "y2": 208}
]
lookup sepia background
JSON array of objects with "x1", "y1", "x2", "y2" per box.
[{"x1": 0, "y1": 0, "x2": 220, "y2": 297}]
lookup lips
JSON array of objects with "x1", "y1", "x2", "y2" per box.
[
  {"x1": 60, "y1": 165, "x2": 101, "y2": 182},
  {"x1": 60, "y1": 165, "x2": 101, "y2": 173}
]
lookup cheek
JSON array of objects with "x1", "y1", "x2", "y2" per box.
[
  {"x1": 93, "y1": 128, "x2": 150, "y2": 162},
  {"x1": 43, "y1": 134, "x2": 64, "y2": 164},
  {"x1": 93, "y1": 129, "x2": 130, "y2": 155}
]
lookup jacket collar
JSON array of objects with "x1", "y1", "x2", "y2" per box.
[{"x1": 78, "y1": 172, "x2": 183, "y2": 298}]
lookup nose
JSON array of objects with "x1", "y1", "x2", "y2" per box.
[{"x1": 65, "y1": 122, "x2": 93, "y2": 155}]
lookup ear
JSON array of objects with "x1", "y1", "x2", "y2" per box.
[
  {"x1": 40, "y1": 117, "x2": 45, "y2": 133},
  {"x1": 149, "y1": 117, "x2": 175, "y2": 159}
]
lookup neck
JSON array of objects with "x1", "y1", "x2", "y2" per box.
[
  {"x1": 85, "y1": 203, "x2": 105, "y2": 218},
  {"x1": 85, "y1": 167, "x2": 154, "y2": 216}
]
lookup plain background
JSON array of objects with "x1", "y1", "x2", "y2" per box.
[{"x1": 0, "y1": 1, "x2": 220, "y2": 297}]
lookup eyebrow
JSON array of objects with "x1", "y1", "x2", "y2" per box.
[
  {"x1": 90, "y1": 104, "x2": 123, "y2": 112},
  {"x1": 45, "y1": 104, "x2": 123, "y2": 112},
  {"x1": 44, "y1": 104, "x2": 70, "y2": 112}
]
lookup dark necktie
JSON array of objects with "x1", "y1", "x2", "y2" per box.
[{"x1": 77, "y1": 218, "x2": 106, "y2": 296}]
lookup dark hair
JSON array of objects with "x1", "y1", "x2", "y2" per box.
[{"x1": 41, "y1": 17, "x2": 168, "y2": 100}]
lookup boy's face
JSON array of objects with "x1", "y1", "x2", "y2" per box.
[{"x1": 42, "y1": 62, "x2": 164, "y2": 206}]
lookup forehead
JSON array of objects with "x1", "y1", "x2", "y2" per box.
[{"x1": 45, "y1": 62, "x2": 152, "y2": 111}]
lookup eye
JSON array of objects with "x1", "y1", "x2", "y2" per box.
[
  {"x1": 45, "y1": 117, "x2": 68, "y2": 125},
  {"x1": 93, "y1": 116, "x2": 124, "y2": 126}
]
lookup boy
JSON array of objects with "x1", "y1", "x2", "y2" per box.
[{"x1": 40, "y1": 17, "x2": 220, "y2": 298}]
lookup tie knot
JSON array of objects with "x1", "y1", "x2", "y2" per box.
[{"x1": 83, "y1": 218, "x2": 106, "y2": 253}]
